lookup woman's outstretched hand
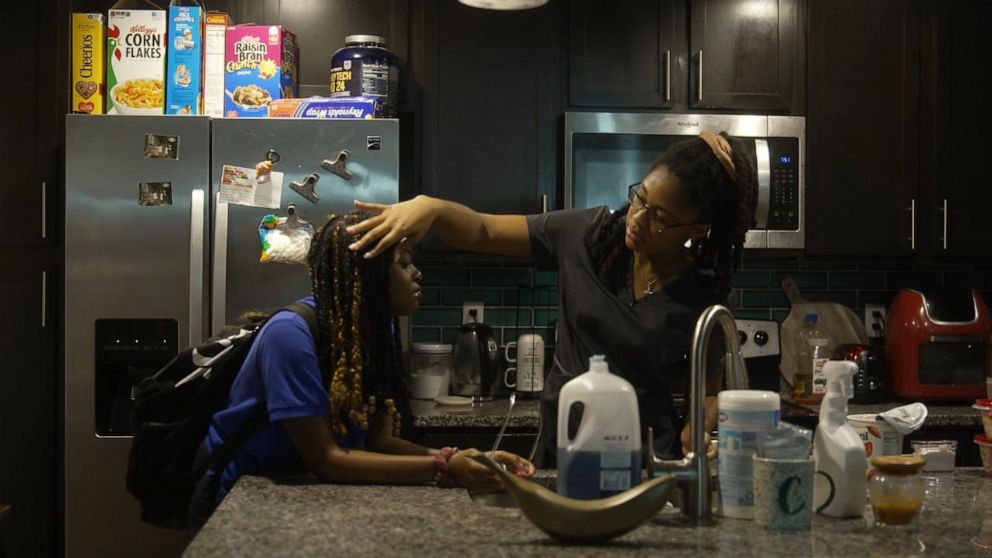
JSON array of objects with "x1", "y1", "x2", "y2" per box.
[
  {"x1": 346, "y1": 196, "x2": 437, "y2": 259},
  {"x1": 448, "y1": 449, "x2": 536, "y2": 490}
]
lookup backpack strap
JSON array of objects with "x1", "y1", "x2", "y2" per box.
[{"x1": 196, "y1": 301, "x2": 320, "y2": 478}]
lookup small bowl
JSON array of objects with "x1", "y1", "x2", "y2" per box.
[
  {"x1": 111, "y1": 81, "x2": 164, "y2": 115},
  {"x1": 975, "y1": 435, "x2": 992, "y2": 475}
]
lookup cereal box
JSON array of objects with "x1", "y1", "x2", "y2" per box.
[
  {"x1": 268, "y1": 96, "x2": 377, "y2": 119},
  {"x1": 224, "y1": 25, "x2": 298, "y2": 117},
  {"x1": 107, "y1": 8, "x2": 167, "y2": 114},
  {"x1": 71, "y1": 14, "x2": 104, "y2": 114},
  {"x1": 202, "y1": 12, "x2": 231, "y2": 117},
  {"x1": 165, "y1": 5, "x2": 203, "y2": 115}
]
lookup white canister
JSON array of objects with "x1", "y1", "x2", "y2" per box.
[
  {"x1": 717, "y1": 390, "x2": 781, "y2": 519},
  {"x1": 846, "y1": 413, "x2": 903, "y2": 462},
  {"x1": 409, "y1": 343, "x2": 453, "y2": 400}
]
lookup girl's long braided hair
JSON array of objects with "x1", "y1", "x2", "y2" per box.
[
  {"x1": 306, "y1": 211, "x2": 408, "y2": 438},
  {"x1": 587, "y1": 132, "x2": 758, "y2": 301}
]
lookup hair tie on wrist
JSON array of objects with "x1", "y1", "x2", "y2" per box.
[
  {"x1": 699, "y1": 131, "x2": 737, "y2": 180},
  {"x1": 433, "y1": 447, "x2": 458, "y2": 488}
]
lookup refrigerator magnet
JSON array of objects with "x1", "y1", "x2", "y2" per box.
[
  {"x1": 219, "y1": 164, "x2": 283, "y2": 209},
  {"x1": 137, "y1": 182, "x2": 173, "y2": 206},
  {"x1": 143, "y1": 134, "x2": 180, "y2": 160}
]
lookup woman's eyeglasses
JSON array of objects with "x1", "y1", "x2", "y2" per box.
[{"x1": 627, "y1": 182, "x2": 701, "y2": 235}]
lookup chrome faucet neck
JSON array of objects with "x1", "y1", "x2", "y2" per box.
[{"x1": 647, "y1": 304, "x2": 748, "y2": 519}]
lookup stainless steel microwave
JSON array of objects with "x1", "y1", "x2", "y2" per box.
[{"x1": 564, "y1": 112, "x2": 805, "y2": 249}]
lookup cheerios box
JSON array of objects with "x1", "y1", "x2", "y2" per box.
[
  {"x1": 165, "y1": 5, "x2": 203, "y2": 115},
  {"x1": 71, "y1": 13, "x2": 104, "y2": 114},
  {"x1": 107, "y1": 8, "x2": 166, "y2": 114},
  {"x1": 224, "y1": 25, "x2": 298, "y2": 117}
]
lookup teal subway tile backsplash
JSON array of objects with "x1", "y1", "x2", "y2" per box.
[
  {"x1": 410, "y1": 256, "x2": 989, "y2": 347},
  {"x1": 829, "y1": 272, "x2": 884, "y2": 290},
  {"x1": 440, "y1": 288, "x2": 501, "y2": 306},
  {"x1": 412, "y1": 308, "x2": 462, "y2": 326}
]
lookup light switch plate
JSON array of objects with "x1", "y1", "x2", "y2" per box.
[
  {"x1": 865, "y1": 304, "x2": 886, "y2": 338},
  {"x1": 462, "y1": 302, "x2": 484, "y2": 325}
]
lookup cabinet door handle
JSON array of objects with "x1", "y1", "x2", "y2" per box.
[
  {"x1": 696, "y1": 50, "x2": 703, "y2": 102},
  {"x1": 909, "y1": 198, "x2": 916, "y2": 251},
  {"x1": 41, "y1": 181, "x2": 47, "y2": 239},
  {"x1": 41, "y1": 270, "x2": 46, "y2": 328},
  {"x1": 942, "y1": 198, "x2": 948, "y2": 250},
  {"x1": 664, "y1": 49, "x2": 671, "y2": 102},
  {"x1": 541, "y1": 194, "x2": 548, "y2": 214}
]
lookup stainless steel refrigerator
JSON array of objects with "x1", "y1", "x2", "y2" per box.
[{"x1": 64, "y1": 114, "x2": 400, "y2": 557}]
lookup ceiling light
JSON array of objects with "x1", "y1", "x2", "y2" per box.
[{"x1": 458, "y1": 0, "x2": 549, "y2": 10}]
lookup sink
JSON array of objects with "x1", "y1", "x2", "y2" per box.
[{"x1": 468, "y1": 474, "x2": 556, "y2": 508}]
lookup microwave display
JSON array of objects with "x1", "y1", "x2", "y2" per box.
[{"x1": 918, "y1": 339, "x2": 988, "y2": 385}]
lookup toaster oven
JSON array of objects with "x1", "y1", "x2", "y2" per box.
[{"x1": 886, "y1": 288, "x2": 992, "y2": 401}]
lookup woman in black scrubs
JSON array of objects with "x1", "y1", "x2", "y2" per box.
[{"x1": 346, "y1": 132, "x2": 757, "y2": 462}]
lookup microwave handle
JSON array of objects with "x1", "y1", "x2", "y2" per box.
[{"x1": 753, "y1": 139, "x2": 770, "y2": 229}]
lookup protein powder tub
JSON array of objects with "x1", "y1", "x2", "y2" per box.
[{"x1": 329, "y1": 34, "x2": 398, "y2": 117}]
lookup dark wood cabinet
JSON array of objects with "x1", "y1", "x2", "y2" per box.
[
  {"x1": 922, "y1": 0, "x2": 992, "y2": 257},
  {"x1": 689, "y1": 0, "x2": 800, "y2": 111},
  {"x1": 416, "y1": 0, "x2": 563, "y2": 250},
  {"x1": 568, "y1": 0, "x2": 683, "y2": 108},
  {"x1": 567, "y1": 0, "x2": 803, "y2": 112},
  {"x1": 0, "y1": 251, "x2": 56, "y2": 558},
  {"x1": 805, "y1": 0, "x2": 920, "y2": 256}
]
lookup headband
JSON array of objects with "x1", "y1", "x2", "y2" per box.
[{"x1": 699, "y1": 131, "x2": 737, "y2": 181}]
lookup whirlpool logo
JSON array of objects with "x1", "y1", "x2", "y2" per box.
[{"x1": 677, "y1": 121, "x2": 700, "y2": 128}]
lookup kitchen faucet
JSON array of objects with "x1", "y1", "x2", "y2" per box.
[{"x1": 647, "y1": 304, "x2": 748, "y2": 519}]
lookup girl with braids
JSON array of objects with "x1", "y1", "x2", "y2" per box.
[
  {"x1": 188, "y1": 212, "x2": 534, "y2": 534},
  {"x1": 347, "y1": 132, "x2": 757, "y2": 465}
]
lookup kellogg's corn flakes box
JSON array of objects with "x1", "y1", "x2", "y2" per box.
[
  {"x1": 224, "y1": 25, "x2": 298, "y2": 117},
  {"x1": 107, "y1": 8, "x2": 166, "y2": 114},
  {"x1": 203, "y1": 12, "x2": 231, "y2": 117},
  {"x1": 165, "y1": 5, "x2": 203, "y2": 115},
  {"x1": 71, "y1": 14, "x2": 104, "y2": 114}
]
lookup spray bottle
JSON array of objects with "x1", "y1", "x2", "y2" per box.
[
  {"x1": 813, "y1": 360, "x2": 865, "y2": 517},
  {"x1": 557, "y1": 355, "x2": 641, "y2": 499}
]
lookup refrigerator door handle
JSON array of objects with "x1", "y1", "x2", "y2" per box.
[
  {"x1": 189, "y1": 189, "x2": 205, "y2": 345},
  {"x1": 212, "y1": 194, "x2": 229, "y2": 336},
  {"x1": 754, "y1": 139, "x2": 771, "y2": 229}
]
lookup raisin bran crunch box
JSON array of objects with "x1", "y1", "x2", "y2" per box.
[
  {"x1": 224, "y1": 25, "x2": 298, "y2": 117},
  {"x1": 107, "y1": 8, "x2": 166, "y2": 114}
]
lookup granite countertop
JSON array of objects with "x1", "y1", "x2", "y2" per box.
[
  {"x1": 411, "y1": 398, "x2": 540, "y2": 428},
  {"x1": 410, "y1": 397, "x2": 980, "y2": 429},
  {"x1": 185, "y1": 469, "x2": 992, "y2": 557}
]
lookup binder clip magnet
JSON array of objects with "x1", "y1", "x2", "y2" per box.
[{"x1": 290, "y1": 173, "x2": 321, "y2": 204}]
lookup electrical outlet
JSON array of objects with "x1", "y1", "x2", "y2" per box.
[
  {"x1": 462, "y1": 302, "x2": 484, "y2": 325},
  {"x1": 865, "y1": 304, "x2": 886, "y2": 338}
]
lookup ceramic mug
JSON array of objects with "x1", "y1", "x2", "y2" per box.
[
  {"x1": 504, "y1": 334, "x2": 544, "y2": 392},
  {"x1": 752, "y1": 456, "x2": 828, "y2": 530}
]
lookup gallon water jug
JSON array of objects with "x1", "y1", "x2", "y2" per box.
[{"x1": 557, "y1": 355, "x2": 641, "y2": 499}]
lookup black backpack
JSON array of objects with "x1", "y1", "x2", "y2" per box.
[{"x1": 125, "y1": 302, "x2": 317, "y2": 530}]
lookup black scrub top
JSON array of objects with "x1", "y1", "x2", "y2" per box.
[{"x1": 527, "y1": 207, "x2": 725, "y2": 462}]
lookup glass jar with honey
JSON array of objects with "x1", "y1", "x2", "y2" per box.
[{"x1": 868, "y1": 454, "x2": 926, "y2": 527}]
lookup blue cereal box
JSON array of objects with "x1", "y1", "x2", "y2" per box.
[
  {"x1": 268, "y1": 96, "x2": 378, "y2": 119},
  {"x1": 224, "y1": 25, "x2": 298, "y2": 117},
  {"x1": 166, "y1": 5, "x2": 203, "y2": 114}
]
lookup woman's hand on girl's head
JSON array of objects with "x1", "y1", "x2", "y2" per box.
[{"x1": 347, "y1": 196, "x2": 438, "y2": 259}]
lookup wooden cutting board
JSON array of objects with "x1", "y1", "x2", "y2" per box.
[{"x1": 778, "y1": 277, "x2": 868, "y2": 387}]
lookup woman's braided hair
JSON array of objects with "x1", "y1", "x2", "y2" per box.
[
  {"x1": 307, "y1": 211, "x2": 407, "y2": 438},
  {"x1": 587, "y1": 132, "x2": 757, "y2": 300}
]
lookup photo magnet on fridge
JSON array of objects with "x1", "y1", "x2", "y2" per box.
[
  {"x1": 138, "y1": 182, "x2": 173, "y2": 206},
  {"x1": 144, "y1": 134, "x2": 180, "y2": 160}
]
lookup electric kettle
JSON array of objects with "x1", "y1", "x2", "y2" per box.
[{"x1": 451, "y1": 321, "x2": 500, "y2": 398}]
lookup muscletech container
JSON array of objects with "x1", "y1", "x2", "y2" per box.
[
  {"x1": 717, "y1": 390, "x2": 781, "y2": 518},
  {"x1": 557, "y1": 355, "x2": 641, "y2": 500},
  {"x1": 329, "y1": 34, "x2": 398, "y2": 117}
]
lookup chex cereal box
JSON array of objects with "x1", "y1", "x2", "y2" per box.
[
  {"x1": 224, "y1": 25, "x2": 298, "y2": 117},
  {"x1": 107, "y1": 8, "x2": 166, "y2": 114},
  {"x1": 268, "y1": 96, "x2": 377, "y2": 119},
  {"x1": 165, "y1": 5, "x2": 203, "y2": 115},
  {"x1": 202, "y1": 12, "x2": 231, "y2": 117},
  {"x1": 71, "y1": 14, "x2": 104, "y2": 114}
]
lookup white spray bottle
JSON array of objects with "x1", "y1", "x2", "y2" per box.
[{"x1": 813, "y1": 360, "x2": 865, "y2": 517}]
